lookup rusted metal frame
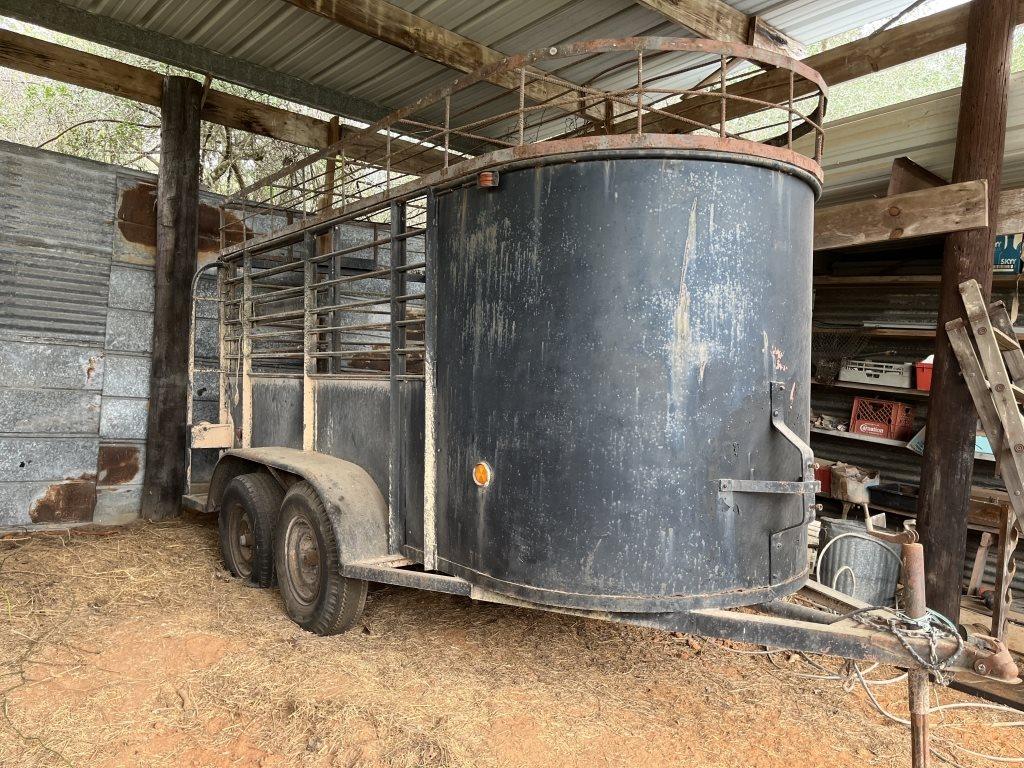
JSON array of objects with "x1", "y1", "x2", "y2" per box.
[
  {"x1": 423, "y1": 188, "x2": 439, "y2": 572},
  {"x1": 186, "y1": 262, "x2": 223, "y2": 491},
  {"x1": 251, "y1": 308, "x2": 305, "y2": 323},
  {"x1": 241, "y1": 328, "x2": 304, "y2": 341},
  {"x1": 308, "y1": 336, "x2": 391, "y2": 346},
  {"x1": 219, "y1": 136, "x2": 824, "y2": 265},
  {"x1": 634, "y1": 49, "x2": 643, "y2": 134},
  {"x1": 310, "y1": 231, "x2": 418, "y2": 267},
  {"x1": 249, "y1": 353, "x2": 304, "y2": 360},
  {"x1": 222, "y1": 36, "x2": 826, "y2": 213},
  {"x1": 225, "y1": 257, "x2": 304, "y2": 284},
  {"x1": 786, "y1": 70, "x2": 794, "y2": 148},
  {"x1": 315, "y1": 320, "x2": 392, "y2": 333},
  {"x1": 302, "y1": 233, "x2": 317, "y2": 450},
  {"x1": 310, "y1": 350, "x2": 390, "y2": 359},
  {"x1": 718, "y1": 54, "x2": 727, "y2": 138},
  {"x1": 391, "y1": 117, "x2": 516, "y2": 150},
  {"x1": 217, "y1": 264, "x2": 232, "y2": 436},
  {"x1": 388, "y1": 200, "x2": 408, "y2": 555},
  {"x1": 241, "y1": 253, "x2": 253, "y2": 448},
  {"x1": 902, "y1": 543, "x2": 931, "y2": 768},
  {"x1": 249, "y1": 285, "x2": 305, "y2": 304}
]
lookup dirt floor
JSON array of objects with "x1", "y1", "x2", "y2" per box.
[{"x1": 0, "y1": 514, "x2": 1022, "y2": 768}]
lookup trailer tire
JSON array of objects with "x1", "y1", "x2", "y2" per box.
[
  {"x1": 275, "y1": 481, "x2": 367, "y2": 635},
  {"x1": 219, "y1": 472, "x2": 283, "y2": 587}
]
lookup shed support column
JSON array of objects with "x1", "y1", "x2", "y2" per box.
[
  {"x1": 917, "y1": 0, "x2": 1014, "y2": 621},
  {"x1": 140, "y1": 76, "x2": 203, "y2": 520}
]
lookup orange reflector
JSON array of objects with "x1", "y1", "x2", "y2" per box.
[
  {"x1": 478, "y1": 171, "x2": 499, "y2": 188},
  {"x1": 472, "y1": 461, "x2": 492, "y2": 487}
]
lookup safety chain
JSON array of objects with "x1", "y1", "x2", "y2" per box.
[{"x1": 848, "y1": 607, "x2": 965, "y2": 685}]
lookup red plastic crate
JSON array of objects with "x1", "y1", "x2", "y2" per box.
[{"x1": 850, "y1": 397, "x2": 915, "y2": 441}]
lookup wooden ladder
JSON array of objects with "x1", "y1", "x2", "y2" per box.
[{"x1": 946, "y1": 278, "x2": 1023, "y2": 640}]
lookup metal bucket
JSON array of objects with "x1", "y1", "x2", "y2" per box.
[{"x1": 817, "y1": 516, "x2": 901, "y2": 606}]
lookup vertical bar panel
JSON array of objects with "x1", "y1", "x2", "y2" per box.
[
  {"x1": 389, "y1": 201, "x2": 407, "y2": 554},
  {"x1": 241, "y1": 251, "x2": 253, "y2": 448},
  {"x1": 422, "y1": 189, "x2": 438, "y2": 571},
  {"x1": 303, "y1": 233, "x2": 317, "y2": 452}
]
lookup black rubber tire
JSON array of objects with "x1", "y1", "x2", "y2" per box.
[
  {"x1": 275, "y1": 481, "x2": 367, "y2": 635},
  {"x1": 218, "y1": 472, "x2": 284, "y2": 587}
]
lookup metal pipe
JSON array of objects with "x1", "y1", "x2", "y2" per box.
[{"x1": 903, "y1": 542, "x2": 930, "y2": 768}]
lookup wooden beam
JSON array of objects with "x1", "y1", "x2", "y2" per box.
[
  {"x1": 917, "y1": 0, "x2": 1016, "y2": 625},
  {"x1": 814, "y1": 180, "x2": 989, "y2": 251},
  {"x1": 887, "y1": 156, "x2": 948, "y2": 196},
  {"x1": 140, "y1": 76, "x2": 203, "y2": 521},
  {"x1": 0, "y1": 28, "x2": 443, "y2": 175},
  {"x1": 603, "y1": 1, "x2": 1024, "y2": 137},
  {"x1": 997, "y1": 187, "x2": 1024, "y2": 234},
  {"x1": 635, "y1": 0, "x2": 803, "y2": 56},
  {"x1": 283, "y1": 0, "x2": 603, "y2": 121}
]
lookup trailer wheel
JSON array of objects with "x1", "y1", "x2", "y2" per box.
[
  {"x1": 218, "y1": 472, "x2": 283, "y2": 587},
  {"x1": 275, "y1": 481, "x2": 367, "y2": 635}
]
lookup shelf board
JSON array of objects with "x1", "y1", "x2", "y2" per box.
[
  {"x1": 809, "y1": 426, "x2": 909, "y2": 447},
  {"x1": 813, "y1": 326, "x2": 1024, "y2": 340},
  {"x1": 814, "y1": 274, "x2": 1024, "y2": 286},
  {"x1": 812, "y1": 379, "x2": 930, "y2": 398}
]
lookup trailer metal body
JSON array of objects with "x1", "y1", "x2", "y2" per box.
[{"x1": 185, "y1": 39, "x2": 1016, "y2": 753}]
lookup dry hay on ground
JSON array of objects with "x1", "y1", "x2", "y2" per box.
[{"x1": 0, "y1": 513, "x2": 1021, "y2": 768}]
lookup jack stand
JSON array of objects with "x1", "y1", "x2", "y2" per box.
[{"x1": 902, "y1": 542, "x2": 930, "y2": 768}]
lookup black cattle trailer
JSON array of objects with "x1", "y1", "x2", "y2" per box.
[{"x1": 185, "y1": 38, "x2": 1016, "y2": 765}]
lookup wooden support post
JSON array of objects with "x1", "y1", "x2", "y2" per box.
[
  {"x1": 140, "y1": 76, "x2": 203, "y2": 520},
  {"x1": 917, "y1": 0, "x2": 1016, "y2": 622}
]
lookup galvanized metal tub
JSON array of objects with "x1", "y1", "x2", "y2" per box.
[
  {"x1": 817, "y1": 516, "x2": 901, "y2": 606},
  {"x1": 429, "y1": 149, "x2": 819, "y2": 612}
]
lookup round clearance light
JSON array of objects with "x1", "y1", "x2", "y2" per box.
[{"x1": 472, "y1": 461, "x2": 493, "y2": 488}]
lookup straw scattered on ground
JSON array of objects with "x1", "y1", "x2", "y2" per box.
[{"x1": 0, "y1": 513, "x2": 1021, "y2": 768}]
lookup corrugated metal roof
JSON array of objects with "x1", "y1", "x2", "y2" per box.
[
  {"x1": 796, "y1": 71, "x2": 1024, "y2": 203},
  {"x1": 57, "y1": 0, "x2": 912, "y2": 116}
]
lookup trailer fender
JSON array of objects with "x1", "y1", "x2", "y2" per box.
[{"x1": 206, "y1": 447, "x2": 388, "y2": 564}]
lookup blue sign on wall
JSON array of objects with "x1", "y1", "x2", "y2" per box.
[{"x1": 994, "y1": 233, "x2": 1024, "y2": 274}]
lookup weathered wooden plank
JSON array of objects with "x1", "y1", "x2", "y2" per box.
[
  {"x1": 140, "y1": 77, "x2": 202, "y2": 521},
  {"x1": 989, "y1": 301, "x2": 1024, "y2": 381},
  {"x1": 0, "y1": 28, "x2": 442, "y2": 174},
  {"x1": 887, "y1": 156, "x2": 947, "y2": 196},
  {"x1": 814, "y1": 180, "x2": 989, "y2": 251},
  {"x1": 285, "y1": 0, "x2": 603, "y2": 121},
  {"x1": 635, "y1": 0, "x2": 803, "y2": 56}
]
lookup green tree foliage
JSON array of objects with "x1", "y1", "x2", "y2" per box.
[{"x1": 0, "y1": 19, "x2": 320, "y2": 195}]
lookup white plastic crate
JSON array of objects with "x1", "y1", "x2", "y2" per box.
[{"x1": 837, "y1": 359, "x2": 913, "y2": 389}]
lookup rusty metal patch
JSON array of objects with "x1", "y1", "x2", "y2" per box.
[
  {"x1": 97, "y1": 444, "x2": 141, "y2": 486},
  {"x1": 29, "y1": 477, "x2": 97, "y2": 523},
  {"x1": 116, "y1": 182, "x2": 251, "y2": 261}
]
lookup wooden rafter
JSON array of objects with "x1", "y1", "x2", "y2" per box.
[
  {"x1": 813, "y1": 180, "x2": 989, "y2": 251},
  {"x1": 636, "y1": 0, "x2": 803, "y2": 56},
  {"x1": 0, "y1": 28, "x2": 445, "y2": 175},
  {"x1": 283, "y1": 0, "x2": 604, "y2": 122}
]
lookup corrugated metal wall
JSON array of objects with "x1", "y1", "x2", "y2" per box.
[{"x1": 0, "y1": 140, "x2": 219, "y2": 528}]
